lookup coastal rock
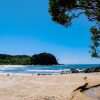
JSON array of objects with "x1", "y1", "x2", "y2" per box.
[
  {"x1": 84, "y1": 67, "x2": 100, "y2": 73},
  {"x1": 70, "y1": 69, "x2": 79, "y2": 73}
]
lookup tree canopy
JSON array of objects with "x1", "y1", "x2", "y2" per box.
[
  {"x1": 0, "y1": 53, "x2": 58, "y2": 65},
  {"x1": 30, "y1": 52, "x2": 58, "y2": 65},
  {"x1": 0, "y1": 54, "x2": 31, "y2": 65},
  {"x1": 49, "y1": 0, "x2": 100, "y2": 58}
]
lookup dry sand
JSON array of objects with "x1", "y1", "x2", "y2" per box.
[{"x1": 0, "y1": 73, "x2": 100, "y2": 100}]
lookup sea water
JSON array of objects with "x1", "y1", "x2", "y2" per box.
[{"x1": 0, "y1": 64, "x2": 100, "y2": 75}]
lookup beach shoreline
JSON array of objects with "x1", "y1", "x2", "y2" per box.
[
  {"x1": 0, "y1": 65, "x2": 100, "y2": 75},
  {"x1": 0, "y1": 73, "x2": 100, "y2": 100}
]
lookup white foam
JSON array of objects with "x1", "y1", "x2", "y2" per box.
[
  {"x1": 27, "y1": 69, "x2": 62, "y2": 72},
  {"x1": 0, "y1": 65, "x2": 71, "y2": 75},
  {"x1": 0, "y1": 65, "x2": 24, "y2": 70}
]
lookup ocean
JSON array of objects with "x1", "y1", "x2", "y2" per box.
[{"x1": 0, "y1": 64, "x2": 100, "y2": 75}]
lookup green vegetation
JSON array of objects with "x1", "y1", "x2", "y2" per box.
[
  {"x1": 0, "y1": 53, "x2": 58, "y2": 65},
  {"x1": 0, "y1": 54, "x2": 31, "y2": 65},
  {"x1": 30, "y1": 52, "x2": 58, "y2": 65},
  {"x1": 48, "y1": 0, "x2": 100, "y2": 57}
]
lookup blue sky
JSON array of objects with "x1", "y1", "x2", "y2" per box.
[{"x1": 0, "y1": 0, "x2": 100, "y2": 64}]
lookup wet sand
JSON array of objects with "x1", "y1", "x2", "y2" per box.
[
  {"x1": 84, "y1": 86, "x2": 100, "y2": 100},
  {"x1": 0, "y1": 73, "x2": 100, "y2": 100}
]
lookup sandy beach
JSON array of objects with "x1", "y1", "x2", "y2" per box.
[{"x1": 0, "y1": 73, "x2": 100, "y2": 100}]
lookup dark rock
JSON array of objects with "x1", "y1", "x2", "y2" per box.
[
  {"x1": 70, "y1": 69, "x2": 79, "y2": 73},
  {"x1": 84, "y1": 67, "x2": 100, "y2": 73}
]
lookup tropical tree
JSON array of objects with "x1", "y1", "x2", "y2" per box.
[{"x1": 49, "y1": 0, "x2": 100, "y2": 57}]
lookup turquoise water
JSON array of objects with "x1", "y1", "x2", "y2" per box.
[{"x1": 0, "y1": 64, "x2": 100, "y2": 75}]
